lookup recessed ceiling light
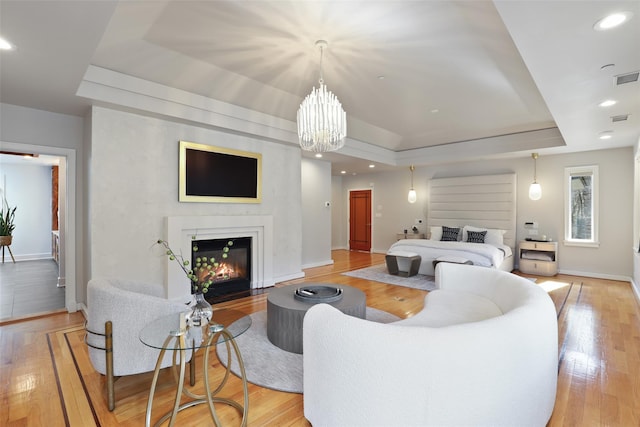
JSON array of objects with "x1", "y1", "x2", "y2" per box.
[
  {"x1": 0, "y1": 37, "x2": 15, "y2": 50},
  {"x1": 369, "y1": 164, "x2": 375, "y2": 168},
  {"x1": 315, "y1": 153, "x2": 322, "y2": 158},
  {"x1": 340, "y1": 170, "x2": 346, "y2": 174},
  {"x1": 377, "y1": 75, "x2": 385, "y2": 80},
  {"x1": 430, "y1": 109, "x2": 439, "y2": 114},
  {"x1": 594, "y1": 11, "x2": 633, "y2": 31},
  {"x1": 599, "y1": 131, "x2": 613, "y2": 140},
  {"x1": 599, "y1": 100, "x2": 617, "y2": 107}
]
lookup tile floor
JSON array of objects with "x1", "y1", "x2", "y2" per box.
[{"x1": 0, "y1": 259, "x2": 65, "y2": 320}]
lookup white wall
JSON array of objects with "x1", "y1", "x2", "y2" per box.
[
  {"x1": 0, "y1": 104, "x2": 84, "y2": 149},
  {"x1": 301, "y1": 158, "x2": 332, "y2": 268},
  {"x1": 0, "y1": 163, "x2": 52, "y2": 260},
  {"x1": 0, "y1": 103, "x2": 84, "y2": 311},
  {"x1": 89, "y1": 106, "x2": 304, "y2": 287},
  {"x1": 333, "y1": 168, "x2": 428, "y2": 252},
  {"x1": 331, "y1": 175, "x2": 345, "y2": 249},
  {"x1": 337, "y1": 147, "x2": 633, "y2": 280},
  {"x1": 633, "y1": 140, "x2": 640, "y2": 301}
]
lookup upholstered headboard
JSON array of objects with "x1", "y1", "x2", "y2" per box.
[{"x1": 427, "y1": 173, "x2": 517, "y2": 250}]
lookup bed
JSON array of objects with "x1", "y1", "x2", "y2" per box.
[{"x1": 388, "y1": 173, "x2": 517, "y2": 276}]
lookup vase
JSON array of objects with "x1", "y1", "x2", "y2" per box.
[{"x1": 186, "y1": 292, "x2": 213, "y2": 327}]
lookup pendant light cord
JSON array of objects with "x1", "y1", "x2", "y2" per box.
[{"x1": 318, "y1": 44, "x2": 325, "y2": 85}]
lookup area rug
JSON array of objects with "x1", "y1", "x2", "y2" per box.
[
  {"x1": 216, "y1": 308, "x2": 399, "y2": 394},
  {"x1": 342, "y1": 263, "x2": 437, "y2": 291}
]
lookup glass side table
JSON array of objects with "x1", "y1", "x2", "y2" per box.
[{"x1": 139, "y1": 309, "x2": 251, "y2": 427}]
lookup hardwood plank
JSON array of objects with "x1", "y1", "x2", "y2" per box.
[
  {"x1": 0, "y1": 313, "x2": 83, "y2": 426},
  {"x1": 1, "y1": 250, "x2": 639, "y2": 426}
]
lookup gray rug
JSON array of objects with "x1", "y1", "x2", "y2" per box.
[
  {"x1": 216, "y1": 308, "x2": 399, "y2": 394},
  {"x1": 342, "y1": 263, "x2": 437, "y2": 291}
]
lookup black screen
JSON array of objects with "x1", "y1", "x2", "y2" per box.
[{"x1": 185, "y1": 148, "x2": 258, "y2": 198}]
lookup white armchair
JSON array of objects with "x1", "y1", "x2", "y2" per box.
[
  {"x1": 303, "y1": 263, "x2": 558, "y2": 426},
  {"x1": 86, "y1": 278, "x2": 191, "y2": 410}
]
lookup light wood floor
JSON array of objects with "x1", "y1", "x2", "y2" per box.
[{"x1": 1, "y1": 250, "x2": 639, "y2": 426}]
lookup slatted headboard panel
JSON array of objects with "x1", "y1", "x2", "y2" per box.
[{"x1": 428, "y1": 173, "x2": 517, "y2": 250}]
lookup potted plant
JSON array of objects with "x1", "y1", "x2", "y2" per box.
[
  {"x1": 155, "y1": 236, "x2": 235, "y2": 327},
  {"x1": 0, "y1": 196, "x2": 16, "y2": 245}
]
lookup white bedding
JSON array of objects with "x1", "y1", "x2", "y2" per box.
[{"x1": 388, "y1": 239, "x2": 512, "y2": 276}]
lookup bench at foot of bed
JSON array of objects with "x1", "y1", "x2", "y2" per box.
[{"x1": 386, "y1": 251, "x2": 421, "y2": 277}]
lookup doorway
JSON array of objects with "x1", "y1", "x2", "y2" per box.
[
  {"x1": 349, "y1": 189, "x2": 372, "y2": 252},
  {"x1": 0, "y1": 141, "x2": 77, "y2": 314}
]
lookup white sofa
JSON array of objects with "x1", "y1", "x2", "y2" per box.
[{"x1": 303, "y1": 263, "x2": 558, "y2": 427}]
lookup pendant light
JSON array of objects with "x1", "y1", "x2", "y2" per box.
[
  {"x1": 529, "y1": 153, "x2": 542, "y2": 200},
  {"x1": 297, "y1": 40, "x2": 347, "y2": 152},
  {"x1": 408, "y1": 165, "x2": 417, "y2": 203}
]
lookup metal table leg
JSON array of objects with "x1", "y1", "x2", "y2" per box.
[{"x1": 145, "y1": 325, "x2": 249, "y2": 426}]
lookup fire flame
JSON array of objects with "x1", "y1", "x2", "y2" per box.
[{"x1": 196, "y1": 262, "x2": 239, "y2": 283}]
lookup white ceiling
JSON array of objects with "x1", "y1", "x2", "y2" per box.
[{"x1": 1, "y1": 0, "x2": 638, "y2": 175}]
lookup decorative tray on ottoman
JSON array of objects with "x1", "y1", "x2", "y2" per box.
[{"x1": 294, "y1": 285, "x2": 343, "y2": 303}]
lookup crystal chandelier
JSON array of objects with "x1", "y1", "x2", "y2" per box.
[{"x1": 297, "y1": 40, "x2": 347, "y2": 152}]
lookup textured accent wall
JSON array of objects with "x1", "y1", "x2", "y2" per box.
[{"x1": 89, "y1": 106, "x2": 303, "y2": 290}]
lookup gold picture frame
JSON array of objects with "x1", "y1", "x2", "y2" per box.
[{"x1": 179, "y1": 141, "x2": 262, "y2": 203}]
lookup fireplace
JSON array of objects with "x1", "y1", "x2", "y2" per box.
[
  {"x1": 165, "y1": 215, "x2": 274, "y2": 301},
  {"x1": 192, "y1": 236, "x2": 251, "y2": 303}
]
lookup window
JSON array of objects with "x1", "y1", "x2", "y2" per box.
[{"x1": 564, "y1": 165, "x2": 599, "y2": 247}]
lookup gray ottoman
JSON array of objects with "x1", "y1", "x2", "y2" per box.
[
  {"x1": 267, "y1": 283, "x2": 366, "y2": 354},
  {"x1": 386, "y1": 251, "x2": 421, "y2": 277}
]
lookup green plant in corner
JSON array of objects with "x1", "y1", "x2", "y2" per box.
[{"x1": 0, "y1": 195, "x2": 16, "y2": 237}]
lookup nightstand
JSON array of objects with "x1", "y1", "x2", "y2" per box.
[
  {"x1": 396, "y1": 233, "x2": 425, "y2": 240},
  {"x1": 518, "y1": 240, "x2": 558, "y2": 276}
]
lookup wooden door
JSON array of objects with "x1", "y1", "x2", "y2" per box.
[{"x1": 349, "y1": 190, "x2": 372, "y2": 251}]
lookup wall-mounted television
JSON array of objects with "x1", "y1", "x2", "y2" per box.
[{"x1": 179, "y1": 141, "x2": 262, "y2": 203}]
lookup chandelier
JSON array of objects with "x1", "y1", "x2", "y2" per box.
[{"x1": 297, "y1": 40, "x2": 347, "y2": 152}]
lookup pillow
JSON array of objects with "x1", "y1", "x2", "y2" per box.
[
  {"x1": 429, "y1": 226, "x2": 443, "y2": 241},
  {"x1": 462, "y1": 225, "x2": 506, "y2": 246},
  {"x1": 466, "y1": 230, "x2": 487, "y2": 243},
  {"x1": 440, "y1": 226, "x2": 460, "y2": 242}
]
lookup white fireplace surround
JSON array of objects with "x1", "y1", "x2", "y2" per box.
[{"x1": 165, "y1": 215, "x2": 274, "y2": 300}]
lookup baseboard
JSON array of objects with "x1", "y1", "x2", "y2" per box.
[
  {"x1": 6, "y1": 254, "x2": 54, "y2": 262},
  {"x1": 630, "y1": 279, "x2": 640, "y2": 305},
  {"x1": 301, "y1": 259, "x2": 334, "y2": 269},
  {"x1": 273, "y1": 271, "x2": 305, "y2": 284},
  {"x1": 78, "y1": 303, "x2": 89, "y2": 319},
  {"x1": 558, "y1": 269, "x2": 631, "y2": 283}
]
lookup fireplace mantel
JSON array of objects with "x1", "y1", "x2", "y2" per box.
[{"x1": 165, "y1": 215, "x2": 274, "y2": 300}]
